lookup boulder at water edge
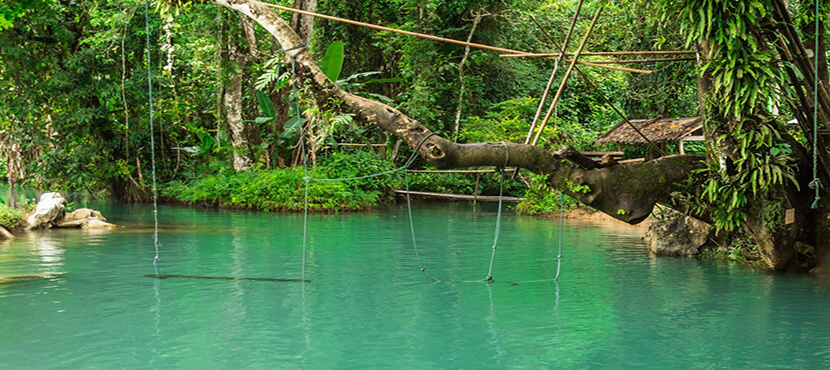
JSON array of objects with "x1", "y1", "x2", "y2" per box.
[
  {"x1": 643, "y1": 207, "x2": 711, "y2": 256},
  {"x1": 26, "y1": 192, "x2": 67, "y2": 229}
]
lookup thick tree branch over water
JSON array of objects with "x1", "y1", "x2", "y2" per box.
[{"x1": 211, "y1": 0, "x2": 705, "y2": 224}]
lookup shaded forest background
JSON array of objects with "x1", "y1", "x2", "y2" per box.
[{"x1": 0, "y1": 0, "x2": 702, "y2": 204}]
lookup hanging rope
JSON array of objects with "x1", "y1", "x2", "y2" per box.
[
  {"x1": 288, "y1": 44, "x2": 309, "y2": 282},
  {"x1": 811, "y1": 0, "x2": 821, "y2": 209},
  {"x1": 403, "y1": 170, "x2": 441, "y2": 282},
  {"x1": 297, "y1": 102, "x2": 440, "y2": 282},
  {"x1": 554, "y1": 193, "x2": 564, "y2": 281},
  {"x1": 145, "y1": 0, "x2": 161, "y2": 274},
  {"x1": 484, "y1": 165, "x2": 506, "y2": 282}
]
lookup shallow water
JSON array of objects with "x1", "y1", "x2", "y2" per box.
[{"x1": 1, "y1": 201, "x2": 830, "y2": 368}]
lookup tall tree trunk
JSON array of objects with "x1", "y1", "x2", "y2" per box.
[
  {"x1": 224, "y1": 37, "x2": 251, "y2": 171},
  {"x1": 289, "y1": 0, "x2": 316, "y2": 42},
  {"x1": 224, "y1": 16, "x2": 258, "y2": 172}
]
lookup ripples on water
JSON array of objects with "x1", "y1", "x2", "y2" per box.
[{"x1": 1, "y1": 202, "x2": 830, "y2": 368}]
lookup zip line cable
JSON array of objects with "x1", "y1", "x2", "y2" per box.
[{"x1": 145, "y1": 0, "x2": 161, "y2": 274}]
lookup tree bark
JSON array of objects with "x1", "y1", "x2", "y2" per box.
[
  {"x1": 224, "y1": 15, "x2": 258, "y2": 172},
  {"x1": 289, "y1": 0, "x2": 316, "y2": 42}
]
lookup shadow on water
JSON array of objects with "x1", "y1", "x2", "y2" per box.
[
  {"x1": 144, "y1": 274, "x2": 310, "y2": 282},
  {"x1": 0, "y1": 272, "x2": 63, "y2": 285}
]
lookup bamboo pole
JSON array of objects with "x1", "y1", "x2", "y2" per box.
[
  {"x1": 564, "y1": 57, "x2": 696, "y2": 64},
  {"x1": 500, "y1": 50, "x2": 697, "y2": 58},
  {"x1": 256, "y1": 1, "x2": 525, "y2": 54},
  {"x1": 571, "y1": 60, "x2": 652, "y2": 74},
  {"x1": 255, "y1": 0, "x2": 640, "y2": 74},
  {"x1": 473, "y1": 172, "x2": 481, "y2": 206},
  {"x1": 523, "y1": 4, "x2": 584, "y2": 148},
  {"x1": 407, "y1": 168, "x2": 516, "y2": 174},
  {"x1": 531, "y1": 5, "x2": 604, "y2": 146},
  {"x1": 529, "y1": 8, "x2": 665, "y2": 156},
  {"x1": 394, "y1": 190, "x2": 521, "y2": 202}
]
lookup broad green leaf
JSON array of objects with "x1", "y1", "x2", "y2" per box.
[
  {"x1": 256, "y1": 90, "x2": 276, "y2": 119},
  {"x1": 320, "y1": 41, "x2": 345, "y2": 82}
]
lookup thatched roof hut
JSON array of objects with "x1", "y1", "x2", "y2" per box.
[
  {"x1": 595, "y1": 116, "x2": 703, "y2": 144},
  {"x1": 595, "y1": 116, "x2": 704, "y2": 157}
]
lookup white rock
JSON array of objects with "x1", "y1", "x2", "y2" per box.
[{"x1": 26, "y1": 192, "x2": 67, "y2": 229}]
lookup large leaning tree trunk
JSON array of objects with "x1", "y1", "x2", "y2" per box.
[{"x1": 210, "y1": 0, "x2": 703, "y2": 224}]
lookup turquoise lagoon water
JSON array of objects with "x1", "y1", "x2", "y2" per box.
[{"x1": 1, "y1": 201, "x2": 830, "y2": 368}]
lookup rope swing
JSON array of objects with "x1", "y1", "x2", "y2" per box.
[
  {"x1": 810, "y1": 0, "x2": 822, "y2": 209},
  {"x1": 145, "y1": 0, "x2": 161, "y2": 275}
]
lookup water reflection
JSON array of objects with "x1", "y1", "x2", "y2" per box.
[{"x1": 32, "y1": 233, "x2": 66, "y2": 265}]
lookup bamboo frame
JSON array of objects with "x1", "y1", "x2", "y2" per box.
[
  {"x1": 407, "y1": 168, "x2": 516, "y2": 174},
  {"x1": 529, "y1": 13, "x2": 666, "y2": 156},
  {"x1": 394, "y1": 190, "x2": 521, "y2": 203},
  {"x1": 531, "y1": 5, "x2": 604, "y2": 145},
  {"x1": 572, "y1": 60, "x2": 652, "y2": 74},
  {"x1": 255, "y1": 1, "x2": 649, "y2": 74},
  {"x1": 564, "y1": 57, "x2": 696, "y2": 64},
  {"x1": 523, "y1": 2, "x2": 584, "y2": 148},
  {"x1": 500, "y1": 50, "x2": 697, "y2": 58}
]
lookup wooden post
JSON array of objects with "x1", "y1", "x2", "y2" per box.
[{"x1": 473, "y1": 173, "x2": 481, "y2": 206}]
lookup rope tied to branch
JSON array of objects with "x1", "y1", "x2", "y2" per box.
[
  {"x1": 500, "y1": 141, "x2": 510, "y2": 168},
  {"x1": 145, "y1": 0, "x2": 161, "y2": 275},
  {"x1": 811, "y1": 0, "x2": 821, "y2": 210}
]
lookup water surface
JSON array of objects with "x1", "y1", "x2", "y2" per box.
[{"x1": 1, "y1": 202, "x2": 829, "y2": 368}]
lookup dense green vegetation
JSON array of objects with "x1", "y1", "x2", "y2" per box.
[
  {"x1": 0, "y1": 0, "x2": 704, "y2": 213},
  {"x1": 164, "y1": 150, "x2": 399, "y2": 211},
  {"x1": 2, "y1": 0, "x2": 829, "y2": 269},
  {"x1": 0, "y1": 203, "x2": 25, "y2": 230}
]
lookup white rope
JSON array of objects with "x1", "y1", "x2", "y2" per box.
[
  {"x1": 554, "y1": 193, "x2": 564, "y2": 281},
  {"x1": 145, "y1": 0, "x2": 160, "y2": 274},
  {"x1": 483, "y1": 143, "x2": 509, "y2": 282}
]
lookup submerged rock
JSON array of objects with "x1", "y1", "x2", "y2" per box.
[
  {"x1": 26, "y1": 192, "x2": 67, "y2": 229},
  {"x1": 644, "y1": 207, "x2": 711, "y2": 256},
  {"x1": 0, "y1": 272, "x2": 62, "y2": 284}
]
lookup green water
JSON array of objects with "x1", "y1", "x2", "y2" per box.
[{"x1": 1, "y1": 202, "x2": 830, "y2": 368}]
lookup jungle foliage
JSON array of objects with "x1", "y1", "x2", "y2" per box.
[{"x1": 1, "y1": 0, "x2": 828, "y2": 233}]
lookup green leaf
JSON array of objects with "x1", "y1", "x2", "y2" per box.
[
  {"x1": 320, "y1": 41, "x2": 345, "y2": 82},
  {"x1": 256, "y1": 90, "x2": 276, "y2": 121},
  {"x1": 339, "y1": 71, "x2": 381, "y2": 83},
  {"x1": 254, "y1": 116, "x2": 273, "y2": 125},
  {"x1": 197, "y1": 131, "x2": 217, "y2": 154},
  {"x1": 285, "y1": 116, "x2": 307, "y2": 131}
]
